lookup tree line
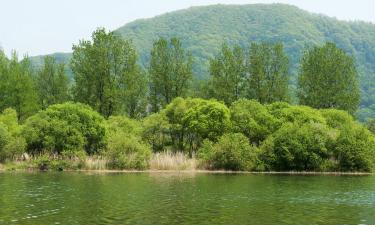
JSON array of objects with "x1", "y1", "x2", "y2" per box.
[
  {"x1": 1, "y1": 98, "x2": 374, "y2": 172},
  {"x1": 0, "y1": 28, "x2": 371, "y2": 172},
  {"x1": 0, "y1": 28, "x2": 361, "y2": 121}
]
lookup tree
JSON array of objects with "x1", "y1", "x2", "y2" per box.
[
  {"x1": 36, "y1": 56, "x2": 70, "y2": 109},
  {"x1": 209, "y1": 44, "x2": 246, "y2": 105},
  {"x1": 298, "y1": 42, "x2": 360, "y2": 114},
  {"x1": 182, "y1": 98, "x2": 231, "y2": 152},
  {"x1": 71, "y1": 28, "x2": 146, "y2": 118},
  {"x1": 149, "y1": 38, "x2": 193, "y2": 112},
  {"x1": 230, "y1": 99, "x2": 278, "y2": 144},
  {"x1": 22, "y1": 102, "x2": 106, "y2": 155},
  {"x1": 0, "y1": 51, "x2": 39, "y2": 121},
  {"x1": 247, "y1": 42, "x2": 289, "y2": 103}
]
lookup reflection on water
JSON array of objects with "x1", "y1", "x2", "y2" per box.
[{"x1": 0, "y1": 172, "x2": 375, "y2": 225}]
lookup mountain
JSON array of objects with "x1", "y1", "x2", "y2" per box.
[{"x1": 29, "y1": 4, "x2": 375, "y2": 121}]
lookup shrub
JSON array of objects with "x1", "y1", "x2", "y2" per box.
[
  {"x1": 261, "y1": 122, "x2": 336, "y2": 171},
  {"x1": 366, "y1": 118, "x2": 375, "y2": 134},
  {"x1": 141, "y1": 112, "x2": 170, "y2": 152},
  {"x1": 105, "y1": 134, "x2": 151, "y2": 170},
  {"x1": 22, "y1": 102, "x2": 106, "y2": 156},
  {"x1": 182, "y1": 98, "x2": 231, "y2": 151},
  {"x1": 320, "y1": 109, "x2": 354, "y2": 129},
  {"x1": 163, "y1": 97, "x2": 198, "y2": 151},
  {"x1": 107, "y1": 116, "x2": 142, "y2": 136},
  {"x1": 0, "y1": 109, "x2": 26, "y2": 162},
  {"x1": 230, "y1": 99, "x2": 279, "y2": 144},
  {"x1": 198, "y1": 133, "x2": 260, "y2": 171},
  {"x1": 270, "y1": 105, "x2": 326, "y2": 125},
  {"x1": 333, "y1": 125, "x2": 375, "y2": 172}
]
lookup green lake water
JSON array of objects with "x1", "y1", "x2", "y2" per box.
[{"x1": 0, "y1": 172, "x2": 375, "y2": 225}]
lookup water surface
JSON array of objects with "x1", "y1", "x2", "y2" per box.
[{"x1": 0, "y1": 172, "x2": 374, "y2": 225}]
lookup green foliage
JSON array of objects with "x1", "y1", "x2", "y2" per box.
[
  {"x1": 269, "y1": 104, "x2": 326, "y2": 125},
  {"x1": 333, "y1": 125, "x2": 375, "y2": 172},
  {"x1": 0, "y1": 109, "x2": 26, "y2": 162},
  {"x1": 71, "y1": 28, "x2": 146, "y2": 118},
  {"x1": 230, "y1": 99, "x2": 278, "y2": 144},
  {"x1": 366, "y1": 119, "x2": 375, "y2": 134},
  {"x1": 320, "y1": 109, "x2": 355, "y2": 129},
  {"x1": 209, "y1": 44, "x2": 246, "y2": 105},
  {"x1": 141, "y1": 113, "x2": 170, "y2": 152},
  {"x1": 106, "y1": 117, "x2": 151, "y2": 169},
  {"x1": 30, "y1": 4, "x2": 375, "y2": 120},
  {"x1": 208, "y1": 42, "x2": 289, "y2": 105},
  {"x1": 261, "y1": 122, "x2": 336, "y2": 171},
  {"x1": 182, "y1": 98, "x2": 231, "y2": 150},
  {"x1": 247, "y1": 42, "x2": 289, "y2": 103},
  {"x1": 36, "y1": 56, "x2": 70, "y2": 109},
  {"x1": 198, "y1": 133, "x2": 260, "y2": 171},
  {"x1": 149, "y1": 38, "x2": 193, "y2": 111},
  {"x1": 0, "y1": 51, "x2": 39, "y2": 121},
  {"x1": 105, "y1": 134, "x2": 151, "y2": 170},
  {"x1": 22, "y1": 102, "x2": 106, "y2": 155},
  {"x1": 163, "y1": 97, "x2": 195, "y2": 151},
  {"x1": 107, "y1": 116, "x2": 142, "y2": 136},
  {"x1": 298, "y1": 43, "x2": 360, "y2": 114}
]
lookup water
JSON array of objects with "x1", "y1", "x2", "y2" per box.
[{"x1": 0, "y1": 172, "x2": 375, "y2": 225}]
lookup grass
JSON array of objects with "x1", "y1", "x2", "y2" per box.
[
  {"x1": 0, "y1": 152, "x2": 197, "y2": 171},
  {"x1": 150, "y1": 151, "x2": 197, "y2": 170},
  {"x1": 82, "y1": 156, "x2": 108, "y2": 170}
]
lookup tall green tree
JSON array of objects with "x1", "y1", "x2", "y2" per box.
[
  {"x1": 36, "y1": 56, "x2": 70, "y2": 109},
  {"x1": 149, "y1": 38, "x2": 193, "y2": 112},
  {"x1": 209, "y1": 44, "x2": 246, "y2": 105},
  {"x1": 0, "y1": 51, "x2": 39, "y2": 121},
  {"x1": 298, "y1": 42, "x2": 360, "y2": 114},
  {"x1": 247, "y1": 42, "x2": 289, "y2": 104},
  {"x1": 71, "y1": 28, "x2": 146, "y2": 118}
]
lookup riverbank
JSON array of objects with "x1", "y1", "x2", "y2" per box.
[
  {"x1": 0, "y1": 166, "x2": 372, "y2": 175},
  {"x1": 1, "y1": 151, "x2": 373, "y2": 175}
]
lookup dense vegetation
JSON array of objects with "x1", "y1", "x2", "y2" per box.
[
  {"x1": 29, "y1": 4, "x2": 375, "y2": 121},
  {"x1": 0, "y1": 99, "x2": 374, "y2": 172},
  {"x1": 0, "y1": 13, "x2": 374, "y2": 172}
]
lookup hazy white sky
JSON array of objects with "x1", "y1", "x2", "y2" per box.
[{"x1": 0, "y1": 0, "x2": 374, "y2": 57}]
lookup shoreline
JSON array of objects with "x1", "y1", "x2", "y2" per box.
[{"x1": 0, "y1": 168, "x2": 372, "y2": 175}]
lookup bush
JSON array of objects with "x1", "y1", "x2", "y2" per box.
[
  {"x1": 182, "y1": 98, "x2": 231, "y2": 151},
  {"x1": 366, "y1": 118, "x2": 375, "y2": 134},
  {"x1": 320, "y1": 109, "x2": 354, "y2": 129},
  {"x1": 198, "y1": 133, "x2": 260, "y2": 171},
  {"x1": 22, "y1": 102, "x2": 106, "y2": 156},
  {"x1": 107, "y1": 116, "x2": 142, "y2": 136},
  {"x1": 231, "y1": 99, "x2": 279, "y2": 144},
  {"x1": 261, "y1": 122, "x2": 336, "y2": 171},
  {"x1": 333, "y1": 125, "x2": 375, "y2": 172},
  {"x1": 105, "y1": 134, "x2": 151, "y2": 170},
  {"x1": 141, "y1": 112, "x2": 170, "y2": 152},
  {"x1": 163, "y1": 97, "x2": 198, "y2": 151},
  {"x1": 270, "y1": 105, "x2": 326, "y2": 125},
  {"x1": 0, "y1": 109, "x2": 26, "y2": 162}
]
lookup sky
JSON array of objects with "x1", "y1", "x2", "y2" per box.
[{"x1": 0, "y1": 0, "x2": 374, "y2": 57}]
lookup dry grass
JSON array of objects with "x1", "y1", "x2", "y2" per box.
[
  {"x1": 149, "y1": 151, "x2": 197, "y2": 170},
  {"x1": 83, "y1": 156, "x2": 108, "y2": 170}
]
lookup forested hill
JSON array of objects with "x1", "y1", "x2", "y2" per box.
[{"x1": 30, "y1": 4, "x2": 375, "y2": 120}]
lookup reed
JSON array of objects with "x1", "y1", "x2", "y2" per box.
[
  {"x1": 83, "y1": 156, "x2": 108, "y2": 170},
  {"x1": 149, "y1": 151, "x2": 196, "y2": 170}
]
